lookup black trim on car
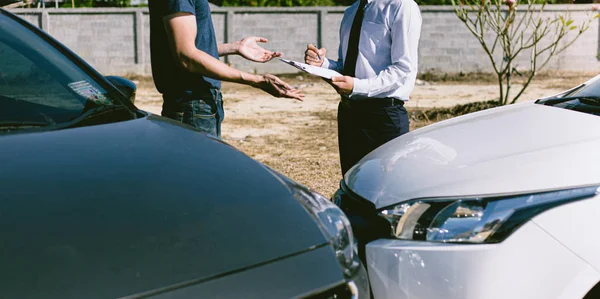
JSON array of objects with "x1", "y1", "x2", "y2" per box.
[
  {"x1": 302, "y1": 281, "x2": 355, "y2": 299},
  {"x1": 335, "y1": 180, "x2": 390, "y2": 265}
]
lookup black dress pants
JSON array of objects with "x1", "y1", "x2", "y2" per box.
[{"x1": 337, "y1": 98, "x2": 409, "y2": 175}]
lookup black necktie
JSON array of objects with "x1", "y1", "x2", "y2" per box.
[{"x1": 343, "y1": 0, "x2": 367, "y2": 77}]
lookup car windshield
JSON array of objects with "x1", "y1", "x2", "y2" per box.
[
  {"x1": 567, "y1": 76, "x2": 600, "y2": 98},
  {"x1": 535, "y1": 75, "x2": 600, "y2": 117},
  {"x1": 0, "y1": 11, "x2": 133, "y2": 132}
]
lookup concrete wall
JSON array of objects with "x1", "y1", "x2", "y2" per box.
[{"x1": 8, "y1": 5, "x2": 600, "y2": 76}]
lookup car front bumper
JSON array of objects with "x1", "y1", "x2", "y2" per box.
[{"x1": 365, "y1": 221, "x2": 600, "y2": 299}]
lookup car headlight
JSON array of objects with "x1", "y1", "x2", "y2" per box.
[
  {"x1": 379, "y1": 185, "x2": 600, "y2": 243},
  {"x1": 293, "y1": 187, "x2": 360, "y2": 277}
]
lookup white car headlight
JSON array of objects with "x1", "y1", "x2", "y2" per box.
[
  {"x1": 294, "y1": 188, "x2": 360, "y2": 277},
  {"x1": 379, "y1": 185, "x2": 600, "y2": 243}
]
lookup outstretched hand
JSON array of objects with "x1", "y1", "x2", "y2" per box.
[
  {"x1": 256, "y1": 74, "x2": 304, "y2": 101},
  {"x1": 238, "y1": 37, "x2": 282, "y2": 63}
]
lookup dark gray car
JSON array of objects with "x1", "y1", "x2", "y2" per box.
[{"x1": 0, "y1": 9, "x2": 369, "y2": 298}]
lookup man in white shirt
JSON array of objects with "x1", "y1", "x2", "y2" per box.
[{"x1": 305, "y1": 0, "x2": 422, "y2": 175}]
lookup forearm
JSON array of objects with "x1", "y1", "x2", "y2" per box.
[
  {"x1": 351, "y1": 63, "x2": 414, "y2": 98},
  {"x1": 217, "y1": 41, "x2": 240, "y2": 57},
  {"x1": 163, "y1": 14, "x2": 265, "y2": 87},
  {"x1": 179, "y1": 48, "x2": 262, "y2": 86}
]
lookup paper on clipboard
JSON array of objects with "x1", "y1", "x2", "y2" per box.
[{"x1": 279, "y1": 58, "x2": 342, "y2": 79}]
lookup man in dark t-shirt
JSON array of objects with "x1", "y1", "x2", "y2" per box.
[{"x1": 149, "y1": 0, "x2": 303, "y2": 138}]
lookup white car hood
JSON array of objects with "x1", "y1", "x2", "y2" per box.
[{"x1": 345, "y1": 102, "x2": 600, "y2": 209}]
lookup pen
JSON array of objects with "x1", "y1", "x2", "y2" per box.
[{"x1": 314, "y1": 43, "x2": 321, "y2": 61}]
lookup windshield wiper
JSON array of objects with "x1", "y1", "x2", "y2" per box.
[
  {"x1": 0, "y1": 121, "x2": 49, "y2": 131},
  {"x1": 578, "y1": 97, "x2": 600, "y2": 106},
  {"x1": 537, "y1": 96, "x2": 600, "y2": 106},
  {"x1": 63, "y1": 104, "x2": 134, "y2": 128},
  {"x1": 76, "y1": 104, "x2": 131, "y2": 120}
]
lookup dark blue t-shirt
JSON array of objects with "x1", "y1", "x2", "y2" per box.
[{"x1": 148, "y1": 0, "x2": 221, "y2": 95}]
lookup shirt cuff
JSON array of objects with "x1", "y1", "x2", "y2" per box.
[
  {"x1": 321, "y1": 59, "x2": 331, "y2": 69},
  {"x1": 351, "y1": 78, "x2": 370, "y2": 98}
]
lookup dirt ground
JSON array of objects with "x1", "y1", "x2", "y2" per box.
[{"x1": 133, "y1": 71, "x2": 596, "y2": 198}]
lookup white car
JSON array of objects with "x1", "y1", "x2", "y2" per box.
[{"x1": 333, "y1": 75, "x2": 600, "y2": 299}]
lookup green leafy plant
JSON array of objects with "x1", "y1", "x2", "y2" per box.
[
  {"x1": 56, "y1": 0, "x2": 131, "y2": 8},
  {"x1": 222, "y1": 0, "x2": 333, "y2": 6},
  {"x1": 451, "y1": 0, "x2": 599, "y2": 105}
]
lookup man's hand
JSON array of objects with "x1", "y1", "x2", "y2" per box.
[
  {"x1": 304, "y1": 44, "x2": 326, "y2": 67},
  {"x1": 329, "y1": 76, "x2": 354, "y2": 96},
  {"x1": 238, "y1": 37, "x2": 281, "y2": 63},
  {"x1": 254, "y1": 74, "x2": 304, "y2": 101}
]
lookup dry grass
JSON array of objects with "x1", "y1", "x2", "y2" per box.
[
  {"x1": 224, "y1": 102, "x2": 486, "y2": 197},
  {"x1": 228, "y1": 110, "x2": 341, "y2": 197},
  {"x1": 417, "y1": 69, "x2": 594, "y2": 88},
  {"x1": 132, "y1": 71, "x2": 596, "y2": 198}
]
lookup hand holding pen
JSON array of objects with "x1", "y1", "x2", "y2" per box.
[{"x1": 304, "y1": 44, "x2": 326, "y2": 67}]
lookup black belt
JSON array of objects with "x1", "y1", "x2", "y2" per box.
[{"x1": 341, "y1": 97, "x2": 404, "y2": 109}]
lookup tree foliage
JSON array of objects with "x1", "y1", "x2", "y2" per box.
[
  {"x1": 221, "y1": 0, "x2": 334, "y2": 6},
  {"x1": 54, "y1": 0, "x2": 132, "y2": 8},
  {"x1": 218, "y1": 0, "x2": 597, "y2": 5}
]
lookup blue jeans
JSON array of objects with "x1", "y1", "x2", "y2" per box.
[{"x1": 161, "y1": 89, "x2": 224, "y2": 138}]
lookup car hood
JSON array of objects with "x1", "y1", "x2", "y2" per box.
[
  {"x1": 0, "y1": 115, "x2": 328, "y2": 298},
  {"x1": 345, "y1": 102, "x2": 600, "y2": 209}
]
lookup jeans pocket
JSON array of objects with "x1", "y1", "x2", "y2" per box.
[
  {"x1": 193, "y1": 99, "x2": 216, "y2": 119},
  {"x1": 191, "y1": 99, "x2": 218, "y2": 136},
  {"x1": 161, "y1": 92, "x2": 222, "y2": 138}
]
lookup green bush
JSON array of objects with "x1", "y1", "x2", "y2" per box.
[
  {"x1": 221, "y1": 0, "x2": 334, "y2": 6},
  {"x1": 414, "y1": 0, "x2": 453, "y2": 4},
  {"x1": 416, "y1": 0, "x2": 596, "y2": 4},
  {"x1": 219, "y1": 0, "x2": 592, "y2": 5},
  {"x1": 53, "y1": 0, "x2": 599, "y2": 9},
  {"x1": 58, "y1": 0, "x2": 131, "y2": 8}
]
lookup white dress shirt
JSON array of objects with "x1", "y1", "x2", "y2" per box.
[{"x1": 322, "y1": 0, "x2": 422, "y2": 101}]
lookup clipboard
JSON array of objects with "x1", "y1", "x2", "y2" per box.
[{"x1": 279, "y1": 58, "x2": 342, "y2": 79}]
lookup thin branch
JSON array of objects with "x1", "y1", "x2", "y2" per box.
[
  {"x1": 510, "y1": 33, "x2": 538, "y2": 104},
  {"x1": 452, "y1": 1, "x2": 594, "y2": 106}
]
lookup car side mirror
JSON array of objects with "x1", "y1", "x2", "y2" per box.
[{"x1": 106, "y1": 76, "x2": 136, "y2": 104}]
